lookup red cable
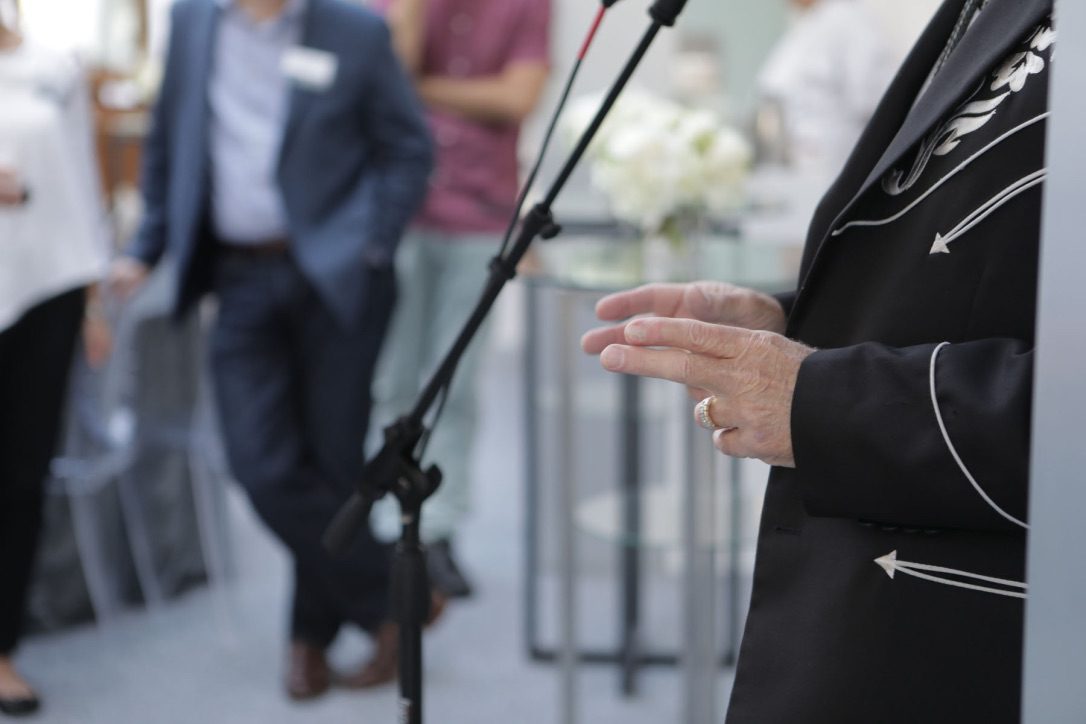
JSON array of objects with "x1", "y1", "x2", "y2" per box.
[
  {"x1": 496, "y1": 3, "x2": 611, "y2": 259},
  {"x1": 578, "y1": 6, "x2": 608, "y2": 61}
]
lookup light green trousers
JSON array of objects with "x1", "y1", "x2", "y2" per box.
[{"x1": 371, "y1": 230, "x2": 499, "y2": 543}]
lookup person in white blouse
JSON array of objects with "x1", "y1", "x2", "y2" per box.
[
  {"x1": 759, "y1": 0, "x2": 898, "y2": 176},
  {"x1": 0, "y1": 8, "x2": 110, "y2": 716}
]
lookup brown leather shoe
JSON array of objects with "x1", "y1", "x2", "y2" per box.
[
  {"x1": 286, "y1": 641, "x2": 331, "y2": 701},
  {"x1": 341, "y1": 621, "x2": 399, "y2": 689},
  {"x1": 340, "y1": 593, "x2": 447, "y2": 690},
  {"x1": 426, "y1": 589, "x2": 448, "y2": 628}
]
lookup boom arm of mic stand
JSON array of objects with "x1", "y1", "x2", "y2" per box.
[{"x1": 324, "y1": 0, "x2": 691, "y2": 556}]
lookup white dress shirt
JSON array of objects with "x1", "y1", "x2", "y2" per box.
[
  {"x1": 208, "y1": 0, "x2": 306, "y2": 245},
  {"x1": 0, "y1": 41, "x2": 109, "y2": 332}
]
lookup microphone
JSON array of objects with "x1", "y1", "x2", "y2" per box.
[
  {"x1": 649, "y1": 0, "x2": 689, "y2": 26},
  {"x1": 598, "y1": 0, "x2": 691, "y2": 27}
]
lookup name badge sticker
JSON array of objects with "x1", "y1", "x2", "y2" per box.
[{"x1": 282, "y1": 46, "x2": 338, "y2": 91}]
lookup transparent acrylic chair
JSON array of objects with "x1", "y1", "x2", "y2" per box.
[
  {"x1": 46, "y1": 267, "x2": 235, "y2": 629},
  {"x1": 47, "y1": 368, "x2": 135, "y2": 625},
  {"x1": 124, "y1": 296, "x2": 237, "y2": 632}
]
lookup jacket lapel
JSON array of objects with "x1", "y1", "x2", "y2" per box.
[
  {"x1": 194, "y1": 2, "x2": 220, "y2": 92},
  {"x1": 846, "y1": 0, "x2": 1052, "y2": 217},
  {"x1": 185, "y1": 0, "x2": 219, "y2": 231},
  {"x1": 278, "y1": 0, "x2": 322, "y2": 169},
  {"x1": 789, "y1": 0, "x2": 1052, "y2": 327},
  {"x1": 799, "y1": 0, "x2": 970, "y2": 265}
]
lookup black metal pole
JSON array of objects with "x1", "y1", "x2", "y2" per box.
[
  {"x1": 620, "y1": 374, "x2": 642, "y2": 696},
  {"x1": 394, "y1": 502, "x2": 427, "y2": 724},
  {"x1": 389, "y1": 458, "x2": 442, "y2": 724},
  {"x1": 323, "y1": 4, "x2": 692, "y2": 722},
  {"x1": 523, "y1": 280, "x2": 542, "y2": 659}
]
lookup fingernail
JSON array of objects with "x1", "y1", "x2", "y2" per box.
[
  {"x1": 625, "y1": 321, "x2": 646, "y2": 343},
  {"x1": 601, "y1": 345, "x2": 626, "y2": 369}
]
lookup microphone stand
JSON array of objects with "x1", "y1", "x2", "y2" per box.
[{"x1": 324, "y1": 2, "x2": 691, "y2": 722}]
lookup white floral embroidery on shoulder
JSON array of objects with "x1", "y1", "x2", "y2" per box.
[
  {"x1": 931, "y1": 93, "x2": 1009, "y2": 157},
  {"x1": 883, "y1": 19, "x2": 1056, "y2": 197},
  {"x1": 992, "y1": 52, "x2": 1045, "y2": 93},
  {"x1": 1032, "y1": 25, "x2": 1056, "y2": 51}
]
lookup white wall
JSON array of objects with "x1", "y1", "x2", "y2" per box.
[
  {"x1": 550, "y1": 1, "x2": 678, "y2": 98},
  {"x1": 547, "y1": 0, "x2": 941, "y2": 119}
]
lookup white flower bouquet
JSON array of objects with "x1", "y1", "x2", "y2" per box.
[{"x1": 562, "y1": 89, "x2": 752, "y2": 244}]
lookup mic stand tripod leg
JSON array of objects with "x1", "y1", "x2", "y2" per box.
[
  {"x1": 394, "y1": 497, "x2": 428, "y2": 724},
  {"x1": 390, "y1": 456, "x2": 442, "y2": 724}
]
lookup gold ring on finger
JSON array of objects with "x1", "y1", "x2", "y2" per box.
[{"x1": 695, "y1": 396, "x2": 724, "y2": 431}]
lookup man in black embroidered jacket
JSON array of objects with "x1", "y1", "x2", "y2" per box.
[{"x1": 584, "y1": 0, "x2": 1052, "y2": 720}]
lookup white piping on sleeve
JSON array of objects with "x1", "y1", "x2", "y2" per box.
[{"x1": 929, "y1": 342, "x2": 1029, "y2": 530}]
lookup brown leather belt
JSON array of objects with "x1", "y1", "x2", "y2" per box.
[{"x1": 218, "y1": 238, "x2": 290, "y2": 258}]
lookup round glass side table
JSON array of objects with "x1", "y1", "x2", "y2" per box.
[{"x1": 520, "y1": 229, "x2": 800, "y2": 723}]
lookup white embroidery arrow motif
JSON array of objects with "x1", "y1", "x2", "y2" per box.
[
  {"x1": 930, "y1": 169, "x2": 1048, "y2": 254},
  {"x1": 875, "y1": 550, "x2": 1028, "y2": 599}
]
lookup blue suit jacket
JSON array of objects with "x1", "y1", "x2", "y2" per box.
[{"x1": 128, "y1": 0, "x2": 433, "y2": 327}]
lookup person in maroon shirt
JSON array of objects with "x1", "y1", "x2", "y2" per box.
[{"x1": 372, "y1": 0, "x2": 550, "y2": 597}]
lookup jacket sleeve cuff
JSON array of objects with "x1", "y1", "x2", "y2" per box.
[
  {"x1": 789, "y1": 341, "x2": 1030, "y2": 532},
  {"x1": 125, "y1": 238, "x2": 163, "y2": 267}
]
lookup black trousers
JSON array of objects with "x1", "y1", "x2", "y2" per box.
[
  {"x1": 211, "y1": 251, "x2": 395, "y2": 646},
  {"x1": 0, "y1": 288, "x2": 85, "y2": 654}
]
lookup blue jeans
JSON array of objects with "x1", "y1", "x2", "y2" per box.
[
  {"x1": 211, "y1": 250, "x2": 395, "y2": 645},
  {"x1": 372, "y1": 230, "x2": 499, "y2": 543}
]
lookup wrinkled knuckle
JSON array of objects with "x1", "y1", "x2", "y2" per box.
[
  {"x1": 687, "y1": 321, "x2": 711, "y2": 350},
  {"x1": 741, "y1": 362, "x2": 765, "y2": 393},
  {"x1": 748, "y1": 329, "x2": 772, "y2": 350},
  {"x1": 749, "y1": 330, "x2": 780, "y2": 361},
  {"x1": 705, "y1": 283, "x2": 735, "y2": 314},
  {"x1": 681, "y1": 351, "x2": 697, "y2": 384},
  {"x1": 695, "y1": 281, "x2": 719, "y2": 300}
]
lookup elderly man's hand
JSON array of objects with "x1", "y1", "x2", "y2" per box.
[
  {"x1": 583, "y1": 281, "x2": 791, "y2": 401},
  {"x1": 581, "y1": 281, "x2": 788, "y2": 357},
  {"x1": 595, "y1": 317, "x2": 814, "y2": 468}
]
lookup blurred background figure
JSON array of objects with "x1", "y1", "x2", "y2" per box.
[
  {"x1": 370, "y1": 0, "x2": 550, "y2": 599},
  {"x1": 757, "y1": 0, "x2": 897, "y2": 176},
  {"x1": 106, "y1": 0, "x2": 432, "y2": 700},
  {"x1": 0, "y1": 1, "x2": 110, "y2": 715}
]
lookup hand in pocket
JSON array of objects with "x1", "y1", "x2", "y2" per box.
[{"x1": 0, "y1": 167, "x2": 27, "y2": 207}]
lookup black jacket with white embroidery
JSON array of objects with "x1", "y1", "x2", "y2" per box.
[{"x1": 726, "y1": 1, "x2": 1052, "y2": 721}]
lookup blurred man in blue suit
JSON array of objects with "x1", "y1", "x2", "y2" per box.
[{"x1": 107, "y1": 0, "x2": 433, "y2": 699}]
